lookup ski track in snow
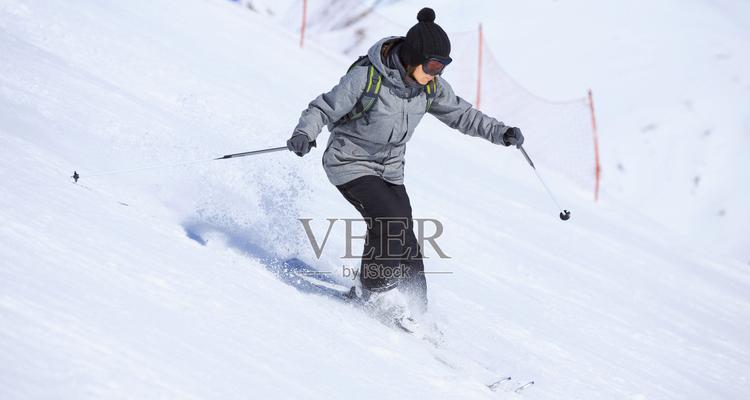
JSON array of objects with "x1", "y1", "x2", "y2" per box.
[{"x1": 1, "y1": 0, "x2": 749, "y2": 399}]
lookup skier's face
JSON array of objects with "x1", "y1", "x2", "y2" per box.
[{"x1": 411, "y1": 65, "x2": 435, "y2": 85}]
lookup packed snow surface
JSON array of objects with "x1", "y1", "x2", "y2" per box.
[{"x1": 1, "y1": 1, "x2": 748, "y2": 399}]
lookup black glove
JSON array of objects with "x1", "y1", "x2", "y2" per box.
[
  {"x1": 286, "y1": 133, "x2": 316, "y2": 157},
  {"x1": 502, "y1": 127, "x2": 524, "y2": 148}
]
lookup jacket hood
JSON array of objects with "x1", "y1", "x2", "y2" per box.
[{"x1": 367, "y1": 36, "x2": 423, "y2": 98}]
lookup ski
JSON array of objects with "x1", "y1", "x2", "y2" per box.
[
  {"x1": 274, "y1": 258, "x2": 534, "y2": 394},
  {"x1": 487, "y1": 376, "x2": 511, "y2": 391},
  {"x1": 514, "y1": 381, "x2": 535, "y2": 393}
]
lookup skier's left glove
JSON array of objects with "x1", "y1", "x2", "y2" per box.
[{"x1": 502, "y1": 127, "x2": 524, "y2": 148}]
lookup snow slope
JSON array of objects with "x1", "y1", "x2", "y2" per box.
[{"x1": 1, "y1": 0, "x2": 749, "y2": 399}]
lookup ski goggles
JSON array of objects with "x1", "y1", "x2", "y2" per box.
[{"x1": 421, "y1": 55, "x2": 452, "y2": 76}]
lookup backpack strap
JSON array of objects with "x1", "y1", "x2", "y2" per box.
[
  {"x1": 424, "y1": 77, "x2": 439, "y2": 112},
  {"x1": 336, "y1": 59, "x2": 383, "y2": 126},
  {"x1": 345, "y1": 55, "x2": 368, "y2": 73}
]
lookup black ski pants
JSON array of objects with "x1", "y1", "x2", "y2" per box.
[{"x1": 336, "y1": 175, "x2": 427, "y2": 308}]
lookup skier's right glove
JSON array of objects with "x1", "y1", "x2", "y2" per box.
[
  {"x1": 502, "y1": 127, "x2": 524, "y2": 148},
  {"x1": 286, "y1": 133, "x2": 316, "y2": 157}
]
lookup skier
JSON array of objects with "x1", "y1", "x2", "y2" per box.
[{"x1": 287, "y1": 8, "x2": 524, "y2": 320}]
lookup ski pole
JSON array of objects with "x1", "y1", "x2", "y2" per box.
[
  {"x1": 214, "y1": 145, "x2": 288, "y2": 160},
  {"x1": 518, "y1": 145, "x2": 571, "y2": 221},
  {"x1": 72, "y1": 143, "x2": 306, "y2": 182}
]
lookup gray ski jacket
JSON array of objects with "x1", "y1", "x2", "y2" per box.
[{"x1": 293, "y1": 36, "x2": 511, "y2": 186}]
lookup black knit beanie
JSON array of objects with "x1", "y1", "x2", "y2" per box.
[{"x1": 398, "y1": 8, "x2": 451, "y2": 67}]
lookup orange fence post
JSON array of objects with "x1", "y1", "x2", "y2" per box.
[
  {"x1": 300, "y1": 0, "x2": 308, "y2": 48},
  {"x1": 475, "y1": 23, "x2": 483, "y2": 109},
  {"x1": 588, "y1": 89, "x2": 601, "y2": 202}
]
